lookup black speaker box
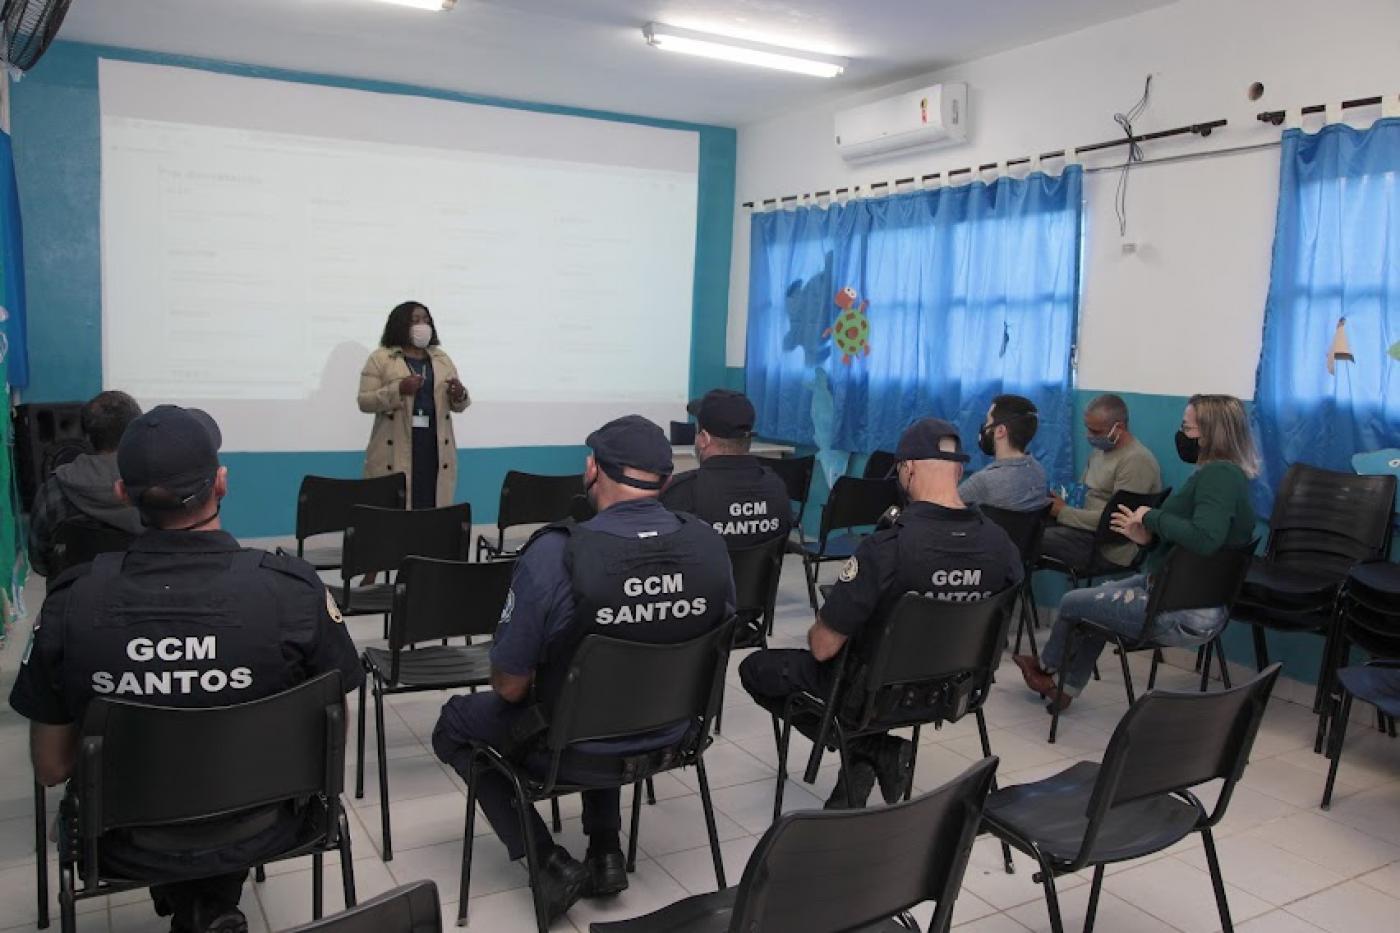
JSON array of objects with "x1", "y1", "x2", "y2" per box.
[{"x1": 13, "y1": 403, "x2": 91, "y2": 512}]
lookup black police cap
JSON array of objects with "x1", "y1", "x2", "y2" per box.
[
  {"x1": 117, "y1": 405, "x2": 223, "y2": 508},
  {"x1": 586, "y1": 415, "x2": 673, "y2": 490},
  {"x1": 686, "y1": 389, "x2": 755, "y2": 439},
  {"x1": 895, "y1": 417, "x2": 970, "y2": 464}
]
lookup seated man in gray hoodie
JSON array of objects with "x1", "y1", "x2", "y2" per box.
[{"x1": 28, "y1": 391, "x2": 144, "y2": 577}]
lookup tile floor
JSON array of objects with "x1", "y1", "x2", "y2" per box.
[{"x1": 0, "y1": 534, "x2": 1397, "y2": 932}]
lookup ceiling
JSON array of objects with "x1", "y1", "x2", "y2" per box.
[{"x1": 57, "y1": 0, "x2": 1176, "y2": 126}]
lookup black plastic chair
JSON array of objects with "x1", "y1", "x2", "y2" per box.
[
  {"x1": 1034, "y1": 487, "x2": 1172, "y2": 589},
  {"x1": 355, "y1": 557, "x2": 513, "y2": 861},
  {"x1": 57, "y1": 673, "x2": 356, "y2": 932},
  {"x1": 457, "y1": 622, "x2": 737, "y2": 933},
  {"x1": 1046, "y1": 541, "x2": 1256, "y2": 743},
  {"x1": 337, "y1": 503, "x2": 471, "y2": 619},
  {"x1": 796, "y1": 476, "x2": 899, "y2": 610},
  {"x1": 1322, "y1": 660, "x2": 1400, "y2": 809},
  {"x1": 772, "y1": 588, "x2": 1020, "y2": 870},
  {"x1": 981, "y1": 504, "x2": 1054, "y2": 661},
  {"x1": 1314, "y1": 560, "x2": 1400, "y2": 765},
  {"x1": 758, "y1": 454, "x2": 816, "y2": 540},
  {"x1": 293, "y1": 474, "x2": 407, "y2": 570},
  {"x1": 282, "y1": 880, "x2": 441, "y2": 933},
  {"x1": 983, "y1": 664, "x2": 1283, "y2": 933},
  {"x1": 476, "y1": 471, "x2": 584, "y2": 561},
  {"x1": 590, "y1": 757, "x2": 1000, "y2": 933},
  {"x1": 862, "y1": 450, "x2": 897, "y2": 480},
  {"x1": 670, "y1": 421, "x2": 697, "y2": 445},
  {"x1": 1233, "y1": 463, "x2": 1396, "y2": 710},
  {"x1": 47, "y1": 519, "x2": 137, "y2": 581},
  {"x1": 713, "y1": 537, "x2": 787, "y2": 735}
]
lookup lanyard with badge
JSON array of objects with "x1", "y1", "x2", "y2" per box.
[{"x1": 407, "y1": 357, "x2": 431, "y2": 429}]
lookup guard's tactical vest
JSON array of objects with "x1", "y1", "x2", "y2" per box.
[
  {"x1": 534, "y1": 512, "x2": 730, "y2": 707},
  {"x1": 690, "y1": 461, "x2": 792, "y2": 548}
]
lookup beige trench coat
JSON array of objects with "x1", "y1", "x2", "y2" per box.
[{"x1": 357, "y1": 345, "x2": 471, "y2": 508}]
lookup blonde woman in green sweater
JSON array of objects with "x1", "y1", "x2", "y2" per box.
[{"x1": 1015, "y1": 395, "x2": 1259, "y2": 710}]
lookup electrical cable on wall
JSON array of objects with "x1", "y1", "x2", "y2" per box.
[{"x1": 1113, "y1": 75, "x2": 1152, "y2": 236}]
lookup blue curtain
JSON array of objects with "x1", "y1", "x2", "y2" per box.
[
  {"x1": 0, "y1": 130, "x2": 28, "y2": 389},
  {"x1": 746, "y1": 168, "x2": 1082, "y2": 484},
  {"x1": 1253, "y1": 118, "x2": 1400, "y2": 513}
]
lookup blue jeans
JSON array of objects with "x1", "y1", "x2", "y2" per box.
[{"x1": 1041, "y1": 574, "x2": 1228, "y2": 695}]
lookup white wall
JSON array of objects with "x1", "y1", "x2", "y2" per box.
[{"x1": 728, "y1": 0, "x2": 1400, "y2": 399}]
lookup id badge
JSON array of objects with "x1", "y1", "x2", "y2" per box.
[{"x1": 412, "y1": 413, "x2": 430, "y2": 429}]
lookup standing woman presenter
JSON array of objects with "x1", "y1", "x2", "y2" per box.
[{"x1": 358, "y1": 301, "x2": 470, "y2": 509}]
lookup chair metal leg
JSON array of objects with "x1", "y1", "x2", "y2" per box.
[
  {"x1": 905, "y1": 726, "x2": 921, "y2": 803},
  {"x1": 627, "y1": 782, "x2": 644, "y2": 872},
  {"x1": 550, "y1": 797, "x2": 562, "y2": 833},
  {"x1": 58, "y1": 861, "x2": 75, "y2": 933},
  {"x1": 1194, "y1": 644, "x2": 1206, "y2": 673},
  {"x1": 1217, "y1": 638, "x2": 1232, "y2": 689},
  {"x1": 355, "y1": 674, "x2": 368, "y2": 799},
  {"x1": 803, "y1": 556, "x2": 819, "y2": 611},
  {"x1": 518, "y1": 789, "x2": 551, "y2": 933},
  {"x1": 1084, "y1": 864, "x2": 1105, "y2": 933},
  {"x1": 373, "y1": 679, "x2": 393, "y2": 861},
  {"x1": 1201, "y1": 827, "x2": 1234, "y2": 933},
  {"x1": 646, "y1": 776, "x2": 656, "y2": 805},
  {"x1": 1147, "y1": 649, "x2": 1163, "y2": 692},
  {"x1": 1322, "y1": 690, "x2": 1354, "y2": 810},
  {"x1": 34, "y1": 781, "x2": 49, "y2": 930},
  {"x1": 1048, "y1": 637, "x2": 1076, "y2": 744},
  {"x1": 694, "y1": 758, "x2": 727, "y2": 890},
  {"x1": 457, "y1": 758, "x2": 479, "y2": 926},
  {"x1": 1117, "y1": 639, "x2": 1136, "y2": 706},
  {"x1": 773, "y1": 715, "x2": 793, "y2": 824},
  {"x1": 338, "y1": 810, "x2": 358, "y2": 908},
  {"x1": 312, "y1": 852, "x2": 324, "y2": 920},
  {"x1": 255, "y1": 865, "x2": 266, "y2": 883},
  {"x1": 975, "y1": 711, "x2": 1015, "y2": 875},
  {"x1": 1035, "y1": 857, "x2": 1066, "y2": 933},
  {"x1": 1251, "y1": 625, "x2": 1269, "y2": 671}
]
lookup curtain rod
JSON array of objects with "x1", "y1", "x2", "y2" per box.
[
  {"x1": 740, "y1": 118, "x2": 1227, "y2": 209},
  {"x1": 1256, "y1": 94, "x2": 1392, "y2": 125}
]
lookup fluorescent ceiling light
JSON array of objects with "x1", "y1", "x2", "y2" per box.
[
  {"x1": 643, "y1": 22, "x2": 847, "y2": 78},
  {"x1": 372, "y1": 0, "x2": 456, "y2": 11}
]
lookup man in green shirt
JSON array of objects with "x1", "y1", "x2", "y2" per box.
[{"x1": 1043, "y1": 394, "x2": 1161, "y2": 570}]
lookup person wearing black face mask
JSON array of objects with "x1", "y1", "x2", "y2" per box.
[
  {"x1": 8, "y1": 405, "x2": 365, "y2": 933},
  {"x1": 959, "y1": 394, "x2": 1048, "y2": 511},
  {"x1": 1014, "y1": 394, "x2": 1259, "y2": 712},
  {"x1": 738, "y1": 418, "x2": 1023, "y2": 810}
]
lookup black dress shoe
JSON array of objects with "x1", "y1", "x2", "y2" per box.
[
  {"x1": 870, "y1": 735, "x2": 914, "y2": 805},
  {"x1": 583, "y1": 850, "x2": 629, "y2": 897},
  {"x1": 190, "y1": 905, "x2": 247, "y2": 933},
  {"x1": 536, "y1": 846, "x2": 589, "y2": 922},
  {"x1": 824, "y1": 760, "x2": 876, "y2": 809}
]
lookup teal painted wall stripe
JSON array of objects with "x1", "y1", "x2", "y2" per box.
[{"x1": 10, "y1": 41, "x2": 735, "y2": 536}]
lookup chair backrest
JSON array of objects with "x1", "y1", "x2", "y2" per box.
[
  {"x1": 726, "y1": 757, "x2": 999, "y2": 933},
  {"x1": 980, "y1": 503, "x2": 1054, "y2": 565},
  {"x1": 851, "y1": 587, "x2": 1020, "y2": 731},
  {"x1": 862, "y1": 450, "x2": 897, "y2": 479},
  {"x1": 1337, "y1": 562, "x2": 1400, "y2": 661},
  {"x1": 389, "y1": 557, "x2": 513, "y2": 657},
  {"x1": 341, "y1": 503, "x2": 471, "y2": 581},
  {"x1": 728, "y1": 536, "x2": 786, "y2": 631},
  {"x1": 78, "y1": 672, "x2": 345, "y2": 835},
  {"x1": 669, "y1": 420, "x2": 697, "y2": 445},
  {"x1": 1267, "y1": 463, "x2": 1396, "y2": 578},
  {"x1": 760, "y1": 453, "x2": 815, "y2": 505},
  {"x1": 1091, "y1": 487, "x2": 1171, "y2": 553},
  {"x1": 1078, "y1": 664, "x2": 1282, "y2": 861},
  {"x1": 1144, "y1": 540, "x2": 1256, "y2": 622},
  {"x1": 297, "y1": 474, "x2": 406, "y2": 543},
  {"x1": 282, "y1": 881, "x2": 441, "y2": 933},
  {"x1": 545, "y1": 621, "x2": 735, "y2": 757},
  {"x1": 495, "y1": 471, "x2": 585, "y2": 532},
  {"x1": 49, "y1": 519, "x2": 136, "y2": 578},
  {"x1": 820, "y1": 476, "x2": 900, "y2": 547}
]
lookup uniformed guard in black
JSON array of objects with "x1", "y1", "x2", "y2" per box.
[
  {"x1": 739, "y1": 417, "x2": 1022, "y2": 810},
  {"x1": 431, "y1": 414, "x2": 734, "y2": 923},
  {"x1": 661, "y1": 388, "x2": 792, "y2": 547},
  {"x1": 8, "y1": 405, "x2": 364, "y2": 933}
]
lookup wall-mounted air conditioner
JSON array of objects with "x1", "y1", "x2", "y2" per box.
[{"x1": 834, "y1": 83, "x2": 968, "y2": 163}]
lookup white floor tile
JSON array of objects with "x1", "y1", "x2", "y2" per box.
[
  {"x1": 653, "y1": 836, "x2": 758, "y2": 895},
  {"x1": 1286, "y1": 880, "x2": 1400, "y2": 933},
  {"x1": 1251, "y1": 811, "x2": 1400, "y2": 877},
  {"x1": 1103, "y1": 854, "x2": 1271, "y2": 932},
  {"x1": 1177, "y1": 831, "x2": 1347, "y2": 906}
]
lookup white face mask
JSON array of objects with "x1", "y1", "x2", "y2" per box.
[{"x1": 409, "y1": 323, "x2": 433, "y2": 349}]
